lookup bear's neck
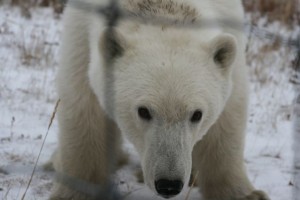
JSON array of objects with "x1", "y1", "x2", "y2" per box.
[{"x1": 121, "y1": 0, "x2": 199, "y2": 25}]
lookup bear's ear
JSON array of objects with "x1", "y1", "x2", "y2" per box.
[
  {"x1": 99, "y1": 28, "x2": 126, "y2": 63},
  {"x1": 210, "y1": 34, "x2": 237, "y2": 68}
]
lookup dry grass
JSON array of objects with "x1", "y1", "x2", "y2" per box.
[
  {"x1": 243, "y1": 0, "x2": 300, "y2": 25},
  {"x1": 4, "y1": 0, "x2": 300, "y2": 25},
  {"x1": 39, "y1": 0, "x2": 64, "y2": 13},
  {"x1": 6, "y1": 0, "x2": 64, "y2": 16},
  {"x1": 19, "y1": 32, "x2": 55, "y2": 68},
  {"x1": 184, "y1": 170, "x2": 199, "y2": 200},
  {"x1": 244, "y1": 0, "x2": 299, "y2": 62},
  {"x1": 21, "y1": 99, "x2": 60, "y2": 200}
]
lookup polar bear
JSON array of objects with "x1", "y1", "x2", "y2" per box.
[{"x1": 50, "y1": 0, "x2": 270, "y2": 199}]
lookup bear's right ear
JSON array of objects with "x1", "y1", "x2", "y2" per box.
[
  {"x1": 99, "y1": 28, "x2": 126, "y2": 63},
  {"x1": 210, "y1": 34, "x2": 237, "y2": 68}
]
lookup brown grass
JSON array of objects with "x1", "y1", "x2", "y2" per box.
[
  {"x1": 39, "y1": 0, "x2": 64, "y2": 13},
  {"x1": 185, "y1": 170, "x2": 199, "y2": 200},
  {"x1": 243, "y1": 0, "x2": 300, "y2": 25},
  {"x1": 9, "y1": 0, "x2": 64, "y2": 15},
  {"x1": 6, "y1": 0, "x2": 300, "y2": 25},
  {"x1": 21, "y1": 99, "x2": 60, "y2": 200},
  {"x1": 17, "y1": 27, "x2": 57, "y2": 69}
]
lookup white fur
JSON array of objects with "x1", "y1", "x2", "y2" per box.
[{"x1": 50, "y1": 0, "x2": 270, "y2": 199}]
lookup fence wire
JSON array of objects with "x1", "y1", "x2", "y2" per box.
[
  {"x1": 293, "y1": 36, "x2": 300, "y2": 200},
  {"x1": 4, "y1": 0, "x2": 300, "y2": 199}
]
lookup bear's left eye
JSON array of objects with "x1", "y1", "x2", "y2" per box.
[
  {"x1": 138, "y1": 106, "x2": 152, "y2": 121},
  {"x1": 190, "y1": 110, "x2": 203, "y2": 123}
]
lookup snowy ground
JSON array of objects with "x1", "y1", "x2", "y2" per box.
[{"x1": 0, "y1": 4, "x2": 299, "y2": 200}]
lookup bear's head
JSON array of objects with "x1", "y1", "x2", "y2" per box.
[{"x1": 89, "y1": 25, "x2": 237, "y2": 198}]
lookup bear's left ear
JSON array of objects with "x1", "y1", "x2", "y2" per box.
[
  {"x1": 210, "y1": 34, "x2": 237, "y2": 68},
  {"x1": 99, "y1": 28, "x2": 127, "y2": 63}
]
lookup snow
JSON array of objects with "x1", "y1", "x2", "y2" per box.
[{"x1": 0, "y1": 4, "x2": 298, "y2": 200}]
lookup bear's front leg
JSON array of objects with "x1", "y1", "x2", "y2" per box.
[
  {"x1": 192, "y1": 101, "x2": 270, "y2": 200},
  {"x1": 49, "y1": 98, "x2": 122, "y2": 200}
]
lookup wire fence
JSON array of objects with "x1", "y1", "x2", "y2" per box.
[
  {"x1": 293, "y1": 31, "x2": 300, "y2": 200},
  {"x1": 1, "y1": 0, "x2": 300, "y2": 199}
]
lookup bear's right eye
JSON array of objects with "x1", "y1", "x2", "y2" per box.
[
  {"x1": 190, "y1": 110, "x2": 203, "y2": 123},
  {"x1": 138, "y1": 107, "x2": 152, "y2": 121}
]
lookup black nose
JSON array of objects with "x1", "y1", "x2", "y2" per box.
[{"x1": 155, "y1": 179, "x2": 183, "y2": 198}]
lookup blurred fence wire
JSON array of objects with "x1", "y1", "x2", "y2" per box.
[
  {"x1": 293, "y1": 34, "x2": 300, "y2": 200},
  {"x1": 12, "y1": 0, "x2": 300, "y2": 199},
  {"x1": 69, "y1": 0, "x2": 300, "y2": 49}
]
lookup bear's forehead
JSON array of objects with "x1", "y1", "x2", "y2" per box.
[{"x1": 138, "y1": 70, "x2": 205, "y2": 123}]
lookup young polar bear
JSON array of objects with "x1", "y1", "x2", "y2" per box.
[{"x1": 50, "y1": 0, "x2": 270, "y2": 199}]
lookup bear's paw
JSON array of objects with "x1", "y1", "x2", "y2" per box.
[{"x1": 238, "y1": 190, "x2": 270, "y2": 200}]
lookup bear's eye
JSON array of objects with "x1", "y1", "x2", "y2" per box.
[
  {"x1": 138, "y1": 107, "x2": 152, "y2": 121},
  {"x1": 190, "y1": 110, "x2": 202, "y2": 123}
]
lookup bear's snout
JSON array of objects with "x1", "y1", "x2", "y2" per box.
[{"x1": 155, "y1": 179, "x2": 184, "y2": 198}]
